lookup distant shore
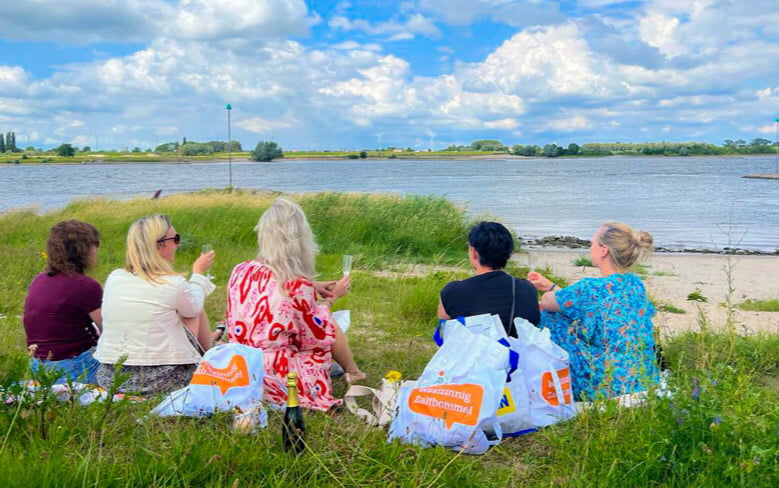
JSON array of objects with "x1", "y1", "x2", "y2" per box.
[{"x1": 4, "y1": 152, "x2": 778, "y2": 165}]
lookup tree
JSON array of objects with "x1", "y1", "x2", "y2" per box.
[
  {"x1": 359, "y1": 150, "x2": 367, "y2": 158},
  {"x1": 567, "y1": 143, "x2": 580, "y2": 155},
  {"x1": 81, "y1": 146, "x2": 91, "y2": 153},
  {"x1": 155, "y1": 142, "x2": 179, "y2": 152},
  {"x1": 542, "y1": 143, "x2": 564, "y2": 157},
  {"x1": 9, "y1": 131, "x2": 16, "y2": 151},
  {"x1": 750, "y1": 138, "x2": 771, "y2": 147},
  {"x1": 470, "y1": 139, "x2": 506, "y2": 151},
  {"x1": 56, "y1": 143, "x2": 75, "y2": 157},
  {"x1": 251, "y1": 141, "x2": 283, "y2": 162},
  {"x1": 0, "y1": 133, "x2": 4, "y2": 153}
]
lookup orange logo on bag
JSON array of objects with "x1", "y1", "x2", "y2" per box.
[
  {"x1": 191, "y1": 355, "x2": 250, "y2": 394},
  {"x1": 541, "y1": 368, "x2": 572, "y2": 406},
  {"x1": 408, "y1": 384, "x2": 483, "y2": 428}
]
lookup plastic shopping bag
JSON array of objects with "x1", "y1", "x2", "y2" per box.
[
  {"x1": 509, "y1": 318, "x2": 577, "y2": 428},
  {"x1": 434, "y1": 313, "x2": 507, "y2": 345},
  {"x1": 150, "y1": 343, "x2": 266, "y2": 427},
  {"x1": 389, "y1": 324, "x2": 510, "y2": 455}
]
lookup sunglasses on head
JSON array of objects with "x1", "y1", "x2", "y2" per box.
[{"x1": 157, "y1": 233, "x2": 181, "y2": 245}]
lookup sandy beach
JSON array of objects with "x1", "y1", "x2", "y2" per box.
[{"x1": 521, "y1": 250, "x2": 779, "y2": 336}]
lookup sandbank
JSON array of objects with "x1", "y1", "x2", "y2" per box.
[{"x1": 519, "y1": 250, "x2": 779, "y2": 336}]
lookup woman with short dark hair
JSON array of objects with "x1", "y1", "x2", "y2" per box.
[
  {"x1": 438, "y1": 221, "x2": 540, "y2": 337},
  {"x1": 24, "y1": 220, "x2": 103, "y2": 384}
]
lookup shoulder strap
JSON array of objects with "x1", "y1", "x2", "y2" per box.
[{"x1": 508, "y1": 274, "x2": 517, "y2": 336}]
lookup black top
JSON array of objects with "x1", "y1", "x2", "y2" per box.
[{"x1": 440, "y1": 270, "x2": 540, "y2": 337}]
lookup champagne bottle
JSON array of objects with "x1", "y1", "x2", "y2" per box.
[{"x1": 282, "y1": 372, "x2": 306, "y2": 453}]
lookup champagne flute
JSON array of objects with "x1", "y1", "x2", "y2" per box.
[
  {"x1": 201, "y1": 244, "x2": 214, "y2": 280},
  {"x1": 527, "y1": 250, "x2": 536, "y2": 274},
  {"x1": 342, "y1": 255, "x2": 353, "y2": 277}
]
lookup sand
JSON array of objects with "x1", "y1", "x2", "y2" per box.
[{"x1": 519, "y1": 250, "x2": 779, "y2": 336}]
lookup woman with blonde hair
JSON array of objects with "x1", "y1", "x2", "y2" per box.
[
  {"x1": 527, "y1": 221, "x2": 660, "y2": 401},
  {"x1": 95, "y1": 214, "x2": 215, "y2": 394},
  {"x1": 24, "y1": 220, "x2": 103, "y2": 384},
  {"x1": 226, "y1": 197, "x2": 365, "y2": 411}
]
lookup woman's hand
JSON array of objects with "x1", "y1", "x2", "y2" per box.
[
  {"x1": 527, "y1": 271, "x2": 554, "y2": 292},
  {"x1": 193, "y1": 250, "x2": 215, "y2": 275},
  {"x1": 314, "y1": 280, "x2": 336, "y2": 299},
  {"x1": 331, "y1": 275, "x2": 351, "y2": 300}
]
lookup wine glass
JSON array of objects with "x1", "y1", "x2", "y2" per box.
[
  {"x1": 342, "y1": 255, "x2": 353, "y2": 277},
  {"x1": 201, "y1": 244, "x2": 214, "y2": 280}
]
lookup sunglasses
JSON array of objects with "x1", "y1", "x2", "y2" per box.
[{"x1": 157, "y1": 233, "x2": 181, "y2": 245}]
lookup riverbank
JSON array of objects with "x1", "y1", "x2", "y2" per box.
[
  {"x1": 521, "y1": 250, "x2": 779, "y2": 335},
  {"x1": 1, "y1": 191, "x2": 777, "y2": 486}
]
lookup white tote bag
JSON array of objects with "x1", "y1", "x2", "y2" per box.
[
  {"x1": 150, "y1": 343, "x2": 266, "y2": 427},
  {"x1": 434, "y1": 313, "x2": 508, "y2": 345},
  {"x1": 509, "y1": 318, "x2": 577, "y2": 427},
  {"x1": 388, "y1": 324, "x2": 510, "y2": 455}
]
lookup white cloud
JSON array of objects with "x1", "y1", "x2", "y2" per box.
[
  {"x1": 168, "y1": 0, "x2": 310, "y2": 40},
  {"x1": 236, "y1": 116, "x2": 296, "y2": 134},
  {"x1": 545, "y1": 115, "x2": 593, "y2": 132},
  {"x1": 0, "y1": 0, "x2": 311, "y2": 44},
  {"x1": 329, "y1": 13, "x2": 440, "y2": 40}
]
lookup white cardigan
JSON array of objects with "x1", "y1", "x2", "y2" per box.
[{"x1": 95, "y1": 269, "x2": 216, "y2": 366}]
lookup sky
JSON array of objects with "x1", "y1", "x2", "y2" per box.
[{"x1": 0, "y1": 0, "x2": 778, "y2": 151}]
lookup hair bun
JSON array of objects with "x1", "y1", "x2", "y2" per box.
[{"x1": 638, "y1": 230, "x2": 654, "y2": 249}]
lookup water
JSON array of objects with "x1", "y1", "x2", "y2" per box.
[{"x1": 1, "y1": 156, "x2": 777, "y2": 251}]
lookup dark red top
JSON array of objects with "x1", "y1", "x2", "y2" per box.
[{"x1": 23, "y1": 272, "x2": 103, "y2": 360}]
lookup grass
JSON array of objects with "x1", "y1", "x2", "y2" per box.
[
  {"x1": 573, "y1": 256, "x2": 593, "y2": 267},
  {"x1": 1, "y1": 192, "x2": 778, "y2": 486},
  {"x1": 737, "y1": 299, "x2": 779, "y2": 312},
  {"x1": 657, "y1": 302, "x2": 686, "y2": 314}
]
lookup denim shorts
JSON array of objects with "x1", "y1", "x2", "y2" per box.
[{"x1": 30, "y1": 347, "x2": 100, "y2": 385}]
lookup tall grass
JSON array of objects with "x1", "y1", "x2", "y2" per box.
[{"x1": 1, "y1": 192, "x2": 778, "y2": 486}]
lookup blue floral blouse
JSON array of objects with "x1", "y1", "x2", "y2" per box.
[{"x1": 540, "y1": 273, "x2": 660, "y2": 401}]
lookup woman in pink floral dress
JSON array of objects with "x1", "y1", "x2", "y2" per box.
[{"x1": 226, "y1": 198, "x2": 365, "y2": 411}]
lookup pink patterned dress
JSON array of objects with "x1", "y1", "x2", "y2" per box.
[{"x1": 226, "y1": 260, "x2": 341, "y2": 411}]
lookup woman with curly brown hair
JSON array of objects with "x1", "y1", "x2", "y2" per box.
[{"x1": 24, "y1": 220, "x2": 103, "y2": 384}]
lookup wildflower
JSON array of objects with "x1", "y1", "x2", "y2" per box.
[
  {"x1": 41, "y1": 251, "x2": 48, "y2": 260},
  {"x1": 701, "y1": 443, "x2": 712, "y2": 455},
  {"x1": 385, "y1": 370, "x2": 402, "y2": 383},
  {"x1": 692, "y1": 386, "x2": 700, "y2": 400},
  {"x1": 677, "y1": 417, "x2": 684, "y2": 425}
]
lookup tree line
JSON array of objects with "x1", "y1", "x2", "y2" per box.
[
  {"x1": 445, "y1": 138, "x2": 778, "y2": 157},
  {"x1": 155, "y1": 137, "x2": 243, "y2": 155}
]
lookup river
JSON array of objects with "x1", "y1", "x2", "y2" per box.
[{"x1": 1, "y1": 155, "x2": 777, "y2": 251}]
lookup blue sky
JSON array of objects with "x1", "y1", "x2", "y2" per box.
[{"x1": 0, "y1": 0, "x2": 778, "y2": 150}]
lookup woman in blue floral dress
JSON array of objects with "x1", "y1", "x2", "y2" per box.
[{"x1": 527, "y1": 222, "x2": 660, "y2": 401}]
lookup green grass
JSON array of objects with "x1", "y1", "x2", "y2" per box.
[
  {"x1": 737, "y1": 299, "x2": 779, "y2": 312},
  {"x1": 657, "y1": 302, "x2": 686, "y2": 314},
  {"x1": 573, "y1": 256, "x2": 593, "y2": 267},
  {"x1": 1, "y1": 192, "x2": 778, "y2": 486}
]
